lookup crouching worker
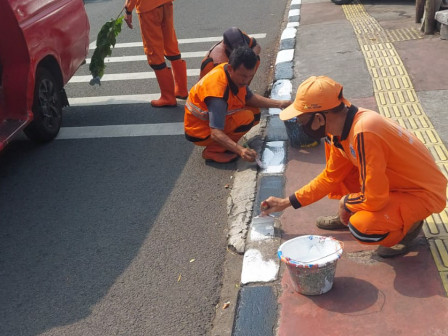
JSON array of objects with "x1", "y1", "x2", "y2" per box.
[
  {"x1": 199, "y1": 27, "x2": 262, "y2": 125},
  {"x1": 184, "y1": 46, "x2": 291, "y2": 163},
  {"x1": 261, "y1": 75, "x2": 447, "y2": 257}
]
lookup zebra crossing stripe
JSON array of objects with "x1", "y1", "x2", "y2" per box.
[
  {"x1": 69, "y1": 69, "x2": 200, "y2": 83},
  {"x1": 85, "y1": 51, "x2": 207, "y2": 64},
  {"x1": 57, "y1": 122, "x2": 184, "y2": 140},
  {"x1": 69, "y1": 94, "x2": 162, "y2": 106},
  {"x1": 88, "y1": 33, "x2": 267, "y2": 49}
]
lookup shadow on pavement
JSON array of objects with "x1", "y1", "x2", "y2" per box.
[{"x1": 0, "y1": 136, "x2": 192, "y2": 335}]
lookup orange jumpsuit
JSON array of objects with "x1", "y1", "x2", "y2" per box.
[
  {"x1": 199, "y1": 32, "x2": 261, "y2": 125},
  {"x1": 289, "y1": 106, "x2": 447, "y2": 247},
  {"x1": 184, "y1": 64, "x2": 255, "y2": 146},
  {"x1": 124, "y1": 0, "x2": 180, "y2": 67}
]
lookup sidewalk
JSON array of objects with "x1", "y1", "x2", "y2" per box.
[{"x1": 275, "y1": 0, "x2": 448, "y2": 335}]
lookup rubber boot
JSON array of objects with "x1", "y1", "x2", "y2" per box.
[
  {"x1": 151, "y1": 67, "x2": 177, "y2": 108},
  {"x1": 202, "y1": 144, "x2": 238, "y2": 163},
  {"x1": 171, "y1": 59, "x2": 188, "y2": 99}
]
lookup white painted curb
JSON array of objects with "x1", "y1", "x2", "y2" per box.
[{"x1": 240, "y1": 0, "x2": 301, "y2": 285}]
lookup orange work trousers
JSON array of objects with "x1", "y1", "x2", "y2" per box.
[
  {"x1": 138, "y1": 2, "x2": 180, "y2": 65},
  {"x1": 338, "y1": 169, "x2": 434, "y2": 247},
  {"x1": 191, "y1": 108, "x2": 255, "y2": 147}
]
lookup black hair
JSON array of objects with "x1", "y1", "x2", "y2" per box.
[
  {"x1": 328, "y1": 102, "x2": 346, "y2": 113},
  {"x1": 223, "y1": 27, "x2": 247, "y2": 50},
  {"x1": 228, "y1": 46, "x2": 257, "y2": 70}
]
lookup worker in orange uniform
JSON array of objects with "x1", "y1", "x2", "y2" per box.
[
  {"x1": 123, "y1": 0, "x2": 188, "y2": 107},
  {"x1": 184, "y1": 46, "x2": 291, "y2": 163},
  {"x1": 261, "y1": 76, "x2": 447, "y2": 257},
  {"x1": 199, "y1": 27, "x2": 262, "y2": 125}
]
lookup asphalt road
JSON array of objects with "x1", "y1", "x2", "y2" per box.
[{"x1": 0, "y1": 0, "x2": 288, "y2": 335}]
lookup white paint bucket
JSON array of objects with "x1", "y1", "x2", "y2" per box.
[{"x1": 278, "y1": 235, "x2": 343, "y2": 295}]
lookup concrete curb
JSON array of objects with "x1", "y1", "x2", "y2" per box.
[
  {"x1": 240, "y1": 0, "x2": 297, "y2": 288},
  {"x1": 231, "y1": 0, "x2": 300, "y2": 334}
]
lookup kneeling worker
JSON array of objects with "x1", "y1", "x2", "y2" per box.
[
  {"x1": 184, "y1": 46, "x2": 291, "y2": 163},
  {"x1": 261, "y1": 76, "x2": 447, "y2": 257},
  {"x1": 199, "y1": 27, "x2": 262, "y2": 125}
]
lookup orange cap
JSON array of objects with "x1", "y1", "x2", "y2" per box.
[{"x1": 280, "y1": 76, "x2": 350, "y2": 121}]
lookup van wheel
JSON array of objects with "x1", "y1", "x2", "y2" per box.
[
  {"x1": 331, "y1": 0, "x2": 353, "y2": 4},
  {"x1": 24, "y1": 67, "x2": 62, "y2": 142}
]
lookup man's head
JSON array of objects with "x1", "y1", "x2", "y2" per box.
[
  {"x1": 227, "y1": 46, "x2": 257, "y2": 88},
  {"x1": 280, "y1": 76, "x2": 351, "y2": 139},
  {"x1": 223, "y1": 27, "x2": 247, "y2": 54}
]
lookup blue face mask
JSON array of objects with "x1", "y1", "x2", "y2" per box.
[{"x1": 302, "y1": 113, "x2": 327, "y2": 140}]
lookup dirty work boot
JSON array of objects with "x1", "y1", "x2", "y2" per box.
[
  {"x1": 202, "y1": 145, "x2": 238, "y2": 163},
  {"x1": 376, "y1": 220, "x2": 424, "y2": 258},
  {"x1": 151, "y1": 67, "x2": 177, "y2": 107},
  {"x1": 316, "y1": 215, "x2": 347, "y2": 230}
]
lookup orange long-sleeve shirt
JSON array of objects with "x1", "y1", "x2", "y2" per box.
[
  {"x1": 290, "y1": 106, "x2": 447, "y2": 214},
  {"x1": 125, "y1": 0, "x2": 173, "y2": 14}
]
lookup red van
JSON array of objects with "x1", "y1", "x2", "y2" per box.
[{"x1": 0, "y1": 0, "x2": 90, "y2": 150}]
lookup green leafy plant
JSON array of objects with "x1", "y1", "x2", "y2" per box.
[{"x1": 89, "y1": 11, "x2": 124, "y2": 86}]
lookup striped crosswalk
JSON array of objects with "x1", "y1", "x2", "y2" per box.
[
  {"x1": 69, "y1": 69, "x2": 200, "y2": 83},
  {"x1": 62, "y1": 33, "x2": 266, "y2": 140}
]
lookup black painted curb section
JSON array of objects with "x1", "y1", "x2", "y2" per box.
[
  {"x1": 253, "y1": 175, "x2": 285, "y2": 217},
  {"x1": 232, "y1": 286, "x2": 278, "y2": 336}
]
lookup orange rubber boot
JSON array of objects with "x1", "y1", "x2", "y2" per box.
[
  {"x1": 171, "y1": 59, "x2": 188, "y2": 99},
  {"x1": 151, "y1": 67, "x2": 177, "y2": 108},
  {"x1": 202, "y1": 144, "x2": 239, "y2": 163}
]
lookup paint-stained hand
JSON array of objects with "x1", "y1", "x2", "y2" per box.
[
  {"x1": 260, "y1": 197, "x2": 291, "y2": 216},
  {"x1": 240, "y1": 147, "x2": 257, "y2": 162}
]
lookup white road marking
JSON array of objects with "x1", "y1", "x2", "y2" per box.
[
  {"x1": 69, "y1": 69, "x2": 199, "y2": 83},
  {"x1": 88, "y1": 33, "x2": 267, "y2": 49},
  {"x1": 69, "y1": 94, "x2": 161, "y2": 106},
  {"x1": 57, "y1": 122, "x2": 184, "y2": 140},
  {"x1": 85, "y1": 51, "x2": 206, "y2": 64}
]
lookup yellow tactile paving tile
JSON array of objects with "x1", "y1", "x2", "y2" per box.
[
  {"x1": 429, "y1": 239, "x2": 448, "y2": 270},
  {"x1": 385, "y1": 28, "x2": 423, "y2": 42},
  {"x1": 425, "y1": 211, "x2": 448, "y2": 237},
  {"x1": 440, "y1": 272, "x2": 448, "y2": 296},
  {"x1": 343, "y1": 0, "x2": 448, "y2": 295}
]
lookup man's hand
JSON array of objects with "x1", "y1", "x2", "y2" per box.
[
  {"x1": 260, "y1": 196, "x2": 291, "y2": 216},
  {"x1": 338, "y1": 195, "x2": 352, "y2": 225},
  {"x1": 278, "y1": 100, "x2": 293, "y2": 109},
  {"x1": 124, "y1": 12, "x2": 133, "y2": 29},
  {"x1": 240, "y1": 147, "x2": 257, "y2": 162},
  {"x1": 246, "y1": 95, "x2": 293, "y2": 110}
]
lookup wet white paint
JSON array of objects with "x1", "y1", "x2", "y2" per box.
[
  {"x1": 276, "y1": 49, "x2": 294, "y2": 64},
  {"x1": 249, "y1": 216, "x2": 275, "y2": 241},
  {"x1": 289, "y1": 9, "x2": 300, "y2": 17},
  {"x1": 281, "y1": 27, "x2": 297, "y2": 40},
  {"x1": 241, "y1": 249, "x2": 279, "y2": 285},
  {"x1": 261, "y1": 141, "x2": 286, "y2": 174}
]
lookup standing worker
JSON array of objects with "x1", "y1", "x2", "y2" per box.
[
  {"x1": 184, "y1": 46, "x2": 291, "y2": 163},
  {"x1": 199, "y1": 27, "x2": 262, "y2": 125},
  {"x1": 261, "y1": 76, "x2": 447, "y2": 257},
  {"x1": 123, "y1": 0, "x2": 188, "y2": 107}
]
